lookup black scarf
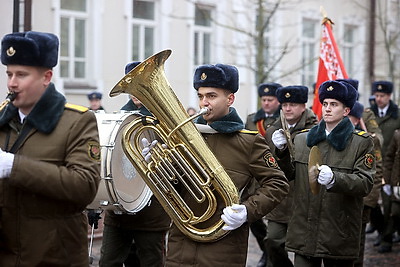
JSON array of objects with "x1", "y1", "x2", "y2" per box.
[
  {"x1": 0, "y1": 83, "x2": 66, "y2": 134},
  {"x1": 195, "y1": 107, "x2": 244, "y2": 133},
  {"x1": 306, "y1": 116, "x2": 354, "y2": 151}
]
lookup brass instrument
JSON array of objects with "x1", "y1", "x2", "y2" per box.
[
  {"x1": 109, "y1": 49, "x2": 240, "y2": 242},
  {"x1": 308, "y1": 146, "x2": 322, "y2": 195},
  {"x1": 0, "y1": 92, "x2": 16, "y2": 111}
]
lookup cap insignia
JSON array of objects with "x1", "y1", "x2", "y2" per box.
[
  {"x1": 327, "y1": 86, "x2": 334, "y2": 91},
  {"x1": 264, "y1": 88, "x2": 270, "y2": 93},
  {"x1": 377, "y1": 85, "x2": 383, "y2": 90},
  {"x1": 6, "y1": 47, "x2": 16, "y2": 57},
  {"x1": 201, "y1": 73, "x2": 207, "y2": 80},
  {"x1": 285, "y1": 92, "x2": 291, "y2": 98}
]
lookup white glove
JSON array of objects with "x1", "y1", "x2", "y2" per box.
[
  {"x1": 221, "y1": 204, "x2": 247, "y2": 231},
  {"x1": 318, "y1": 165, "x2": 335, "y2": 189},
  {"x1": 272, "y1": 129, "x2": 287, "y2": 150},
  {"x1": 141, "y1": 138, "x2": 158, "y2": 163},
  {"x1": 383, "y1": 184, "x2": 392, "y2": 196},
  {"x1": 0, "y1": 149, "x2": 14, "y2": 178}
]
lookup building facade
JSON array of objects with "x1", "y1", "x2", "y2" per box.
[{"x1": 0, "y1": 0, "x2": 399, "y2": 119}]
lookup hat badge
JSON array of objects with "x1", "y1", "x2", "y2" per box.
[
  {"x1": 377, "y1": 85, "x2": 383, "y2": 90},
  {"x1": 6, "y1": 47, "x2": 16, "y2": 57},
  {"x1": 201, "y1": 73, "x2": 207, "y2": 80},
  {"x1": 327, "y1": 86, "x2": 334, "y2": 91},
  {"x1": 264, "y1": 88, "x2": 270, "y2": 93},
  {"x1": 285, "y1": 92, "x2": 291, "y2": 98}
]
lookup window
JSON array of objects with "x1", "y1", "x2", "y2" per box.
[
  {"x1": 301, "y1": 19, "x2": 318, "y2": 90},
  {"x1": 60, "y1": 0, "x2": 88, "y2": 80},
  {"x1": 343, "y1": 24, "x2": 357, "y2": 76},
  {"x1": 194, "y1": 5, "x2": 212, "y2": 65},
  {"x1": 131, "y1": 0, "x2": 156, "y2": 60}
]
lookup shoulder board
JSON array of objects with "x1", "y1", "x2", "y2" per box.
[
  {"x1": 299, "y1": 128, "x2": 310, "y2": 133},
  {"x1": 353, "y1": 129, "x2": 370, "y2": 138},
  {"x1": 65, "y1": 103, "x2": 88, "y2": 113},
  {"x1": 239, "y1": 129, "x2": 258, "y2": 135}
]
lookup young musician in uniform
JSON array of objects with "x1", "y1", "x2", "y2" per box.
[
  {"x1": 286, "y1": 80, "x2": 375, "y2": 267},
  {"x1": 0, "y1": 31, "x2": 100, "y2": 266},
  {"x1": 144, "y1": 63, "x2": 289, "y2": 266}
]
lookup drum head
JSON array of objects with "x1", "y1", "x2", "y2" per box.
[
  {"x1": 88, "y1": 112, "x2": 153, "y2": 213},
  {"x1": 109, "y1": 113, "x2": 154, "y2": 213}
]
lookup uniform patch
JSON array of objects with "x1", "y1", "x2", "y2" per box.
[
  {"x1": 263, "y1": 152, "x2": 279, "y2": 169},
  {"x1": 88, "y1": 141, "x2": 101, "y2": 161},
  {"x1": 374, "y1": 150, "x2": 382, "y2": 161},
  {"x1": 364, "y1": 153, "x2": 374, "y2": 169}
]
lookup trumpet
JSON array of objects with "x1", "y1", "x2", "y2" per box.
[{"x1": 0, "y1": 92, "x2": 16, "y2": 112}]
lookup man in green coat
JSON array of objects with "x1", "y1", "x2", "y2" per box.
[
  {"x1": 369, "y1": 80, "x2": 400, "y2": 251},
  {"x1": 264, "y1": 85, "x2": 317, "y2": 267},
  {"x1": 0, "y1": 31, "x2": 100, "y2": 266},
  {"x1": 142, "y1": 63, "x2": 289, "y2": 266},
  {"x1": 286, "y1": 80, "x2": 375, "y2": 267},
  {"x1": 245, "y1": 82, "x2": 282, "y2": 267}
]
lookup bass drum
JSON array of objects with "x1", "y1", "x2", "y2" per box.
[{"x1": 87, "y1": 111, "x2": 154, "y2": 214}]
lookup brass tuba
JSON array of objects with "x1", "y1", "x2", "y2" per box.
[{"x1": 109, "y1": 50, "x2": 239, "y2": 242}]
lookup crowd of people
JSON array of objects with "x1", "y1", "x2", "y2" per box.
[{"x1": 0, "y1": 30, "x2": 398, "y2": 267}]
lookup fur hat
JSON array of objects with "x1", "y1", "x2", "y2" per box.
[
  {"x1": 349, "y1": 101, "x2": 364, "y2": 119},
  {"x1": 318, "y1": 80, "x2": 357, "y2": 109},
  {"x1": 1, "y1": 31, "x2": 59, "y2": 68},
  {"x1": 193, "y1": 64, "x2": 239, "y2": 93},
  {"x1": 87, "y1": 92, "x2": 102, "y2": 100},
  {"x1": 276, "y1": 85, "x2": 308, "y2": 104},
  {"x1": 336, "y1": 78, "x2": 359, "y2": 90},
  {"x1": 372, "y1": 80, "x2": 393, "y2": 94},
  {"x1": 258, "y1": 82, "x2": 282, "y2": 97},
  {"x1": 125, "y1": 61, "x2": 141, "y2": 74}
]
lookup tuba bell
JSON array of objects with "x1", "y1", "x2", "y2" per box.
[{"x1": 109, "y1": 49, "x2": 239, "y2": 242}]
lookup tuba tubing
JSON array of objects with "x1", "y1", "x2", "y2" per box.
[{"x1": 109, "y1": 49, "x2": 240, "y2": 242}]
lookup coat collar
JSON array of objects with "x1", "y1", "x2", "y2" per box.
[
  {"x1": 121, "y1": 99, "x2": 152, "y2": 116},
  {"x1": 0, "y1": 83, "x2": 66, "y2": 133},
  {"x1": 253, "y1": 107, "x2": 280, "y2": 122},
  {"x1": 306, "y1": 116, "x2": 354, "y2": 151},
  {"x1": 195, "y1": 107, "x2": 244, "y2": 133},
  {"x1": 371, "y1": 100, "x2": 398, "y2": 119}
]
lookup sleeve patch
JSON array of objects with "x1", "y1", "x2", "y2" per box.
[
  {"x1": 88, "y1": 141, "x2": 101, "y2": 161},
  {"x1": 263, "y1": 152, "x2": 279, "y2": 169},
  {"x1": 65, "y1": 103, "x2": 89, "y2": 113},
  {"x1": 364, "y1": 153, "x2": 374, "y2": 169}
]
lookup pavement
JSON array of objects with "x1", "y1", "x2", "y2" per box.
[{"x1": 88, "y1": 222, "x2": 400, "y2": 267}]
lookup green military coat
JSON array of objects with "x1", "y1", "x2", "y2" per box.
[
  {"x1": 0, "y1": 84, "x2": 100, "y2": 266},
  {"x1": 264, "y1": 108, "x2": 317, "y2": 223},
  {"x1": 166, "y1": 116, "x2": 289, "y2": 266},
  {"x1": 286, "y1": 117, "x2": 375, "y2": 260},
  {"x1": 370, "y1": 101, "x2": 400, "y2": 156}
]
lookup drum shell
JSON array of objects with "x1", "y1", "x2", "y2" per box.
[{"x1": 87, "y1": 111, "x2": 153, "y2": 214}]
